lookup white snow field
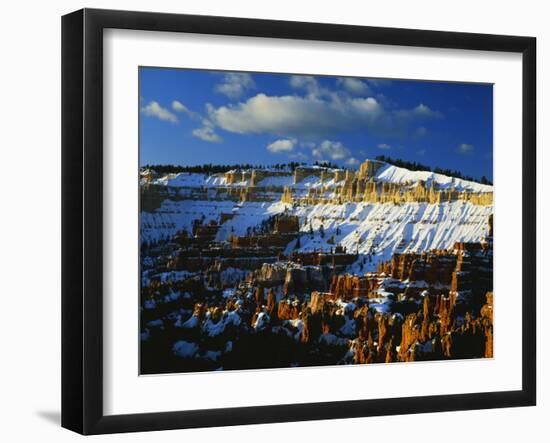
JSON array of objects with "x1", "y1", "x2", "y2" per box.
[{"x1": 373, "y1": 163, "x2": 492, "y2": 193}]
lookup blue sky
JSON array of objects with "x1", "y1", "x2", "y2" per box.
[{"x1": 139, "y1": 67, "x2": 493, "y2": 180}]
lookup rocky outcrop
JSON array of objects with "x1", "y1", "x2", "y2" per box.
[
  {"x1": 224, "y1": 169, "x2": 252, "y2": 185},
  {"x1": 288, "y1": 250, "x2": 358, "y2": 268},
  {"x1": 378, "y1": 251, "x2": 457, "y2": 286},
  {"x1": 358, "y1": 159, "x2": 385, "y2": 180},
  {"x1": 281, "y1": 186, "x2": 293, "y2": 204},
  {"x1": 283, "y1": 266, "x2": 326, "y2": 295},
  {"x1": 274, "y1": 215, "x2": 299, "y2": 233},
  {"x1": 141, "y1": 184, "x2": 183, "y2": 212},
  {"x1": 281, "y1": 162, "x2": 493, "y2": 206},
  {"x1": 294, "y1": 166, "x2": 324, "y2": 183},
  {"x1": 329, "y1": 274, "x2": 376, "y2": 299},
  {"x1": 253, "y1": 262, "x2": 288, "y2": 286},
  {"x1": 481, "y1": 291, "x2": 494, "y2": 358},
  {"x1": 250, "y1": 170, "x2": 291, "y2": 187},
  {"x1": 230, "y1": 215, "x2": 299, "y2": 248}
]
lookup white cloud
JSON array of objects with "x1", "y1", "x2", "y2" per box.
[
  {"x1": 289, "y1": 75, "x2": 321, "y2": 96},
  {"x1": 192, "y1": 126, "x2": 222, "y2": 143},
  {"x1": 216, "y1": 73, "x2": 255, "y2": 98},
  {"x1": 312, "y1": 140, "x2": 351, "y2": 161},
  {"x1": 267, "y1": 139, "x2": 297, "y2": 154},
  {"x1": 207, "y1": 90, "x2": 440, "y2": 139},
  {"x1": 171, "y1": 100, "x2": 195, "y2": 118},
  {"x1": 208, "y1": 93, "x2": 383, "y2": 138},
  {"x1": 416, "y1": 149, "x2": 427, "y2": 156},
  {"x1": 289, "y1": 75, "x2": 316, "y2": 88},
  {"x1": 395, "y1": 103, "x2": 442, "y2": 121},
  {"x1": 377, "y1": 143, "x2": 391, "y2": 150},
  {"x1": 457, "y1": 143, "x2": 474, "y2": 154},
  {"x1": 292, "y1": 75, "x2": 372, "y2": 99},
  {"x1": 172, "y1": 100, "x2": 188, "y2": 112},
  {"x1": 141, "y1": 101, "x2": 178, "y2": 123},
  {"x1": 414, "y1": 103, "x2": 435, "y2": 116},
  {"x1": 337, "y1": 77, "x2": 371, "y2": 95}
]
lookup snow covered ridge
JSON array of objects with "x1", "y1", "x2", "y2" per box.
[
  {"x1": 141, "y1": 199, "x2": 492, "y2": 271},
  {"x1": 140, "y1": 158, "x2": 493, "y2": 269},
  {"x1": 142, "y1": 159, "x2": 493, "y2": 194},
  {"x1": 372, "y1": 162, "x2": 492, "y2": 193}
]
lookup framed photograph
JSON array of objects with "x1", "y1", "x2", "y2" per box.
[{"x1": 62, "y1": 8, "x2": 536, "y2": 434}]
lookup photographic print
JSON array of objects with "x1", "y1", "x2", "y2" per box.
[{"x1": 139, "y1": 67, "x2": 494, "y2": 375}]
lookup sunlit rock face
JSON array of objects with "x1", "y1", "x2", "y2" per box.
[{"x1": 139, "y1": 160, "x2": 494, "y2": 373}]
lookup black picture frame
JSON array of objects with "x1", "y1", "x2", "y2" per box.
[{"x1": 62, "y1": 8, "x2": 536, "y2": 435}]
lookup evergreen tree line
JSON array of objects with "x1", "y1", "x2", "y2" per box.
[
  {"x1": 312, "y1": 160, "x2": 340, "y2": 169},
  {"x1": 374, "y1": 155, "x2": 493, "y2": 185},
  {"x1": 142, "y1": 162, "x2": 308, "y2": 175},
  {"x1": 143, "y1": 155, "x2": 492, "y2": 186}
]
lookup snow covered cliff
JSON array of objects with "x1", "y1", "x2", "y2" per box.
[{"x1": 140, "y1": 159, "x2": 493, "y2": 272}]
